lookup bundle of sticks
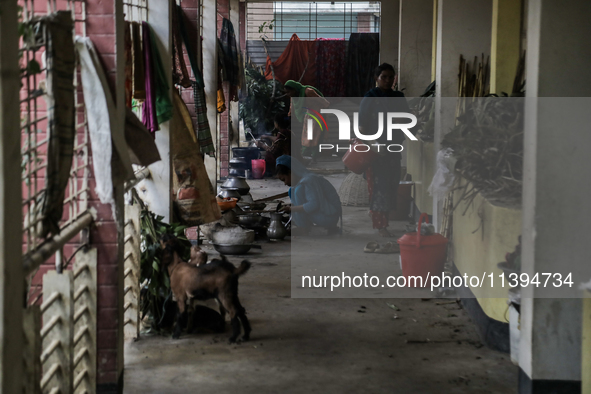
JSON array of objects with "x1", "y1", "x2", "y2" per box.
[{"x1": 455, "y1": 54, "x2": 489, "y2": 123}]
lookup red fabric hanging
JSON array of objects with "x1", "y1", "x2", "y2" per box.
[{"x1": 265, "y1": 34, "x2": 316, "y2": 86}]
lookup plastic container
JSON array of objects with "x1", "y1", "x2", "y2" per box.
[
  {"x1": 397, "y1": 213, "x2": 448, "y2": 287},
  {"x1": 342, "y1": 139, "x2": 377, "y2": 174},
  {"x1": 251, "y1": 159, "x2": 266, "y2": 179}
]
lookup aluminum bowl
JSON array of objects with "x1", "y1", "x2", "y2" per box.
[{"x1": 213, "y1": 243, "x2": 261, "y2": 255}]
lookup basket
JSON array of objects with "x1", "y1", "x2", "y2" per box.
[{"x1": 338, "y1": 172, "x2": 369, "y2": 207}]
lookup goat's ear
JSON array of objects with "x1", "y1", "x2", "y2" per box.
[{"x1": 220, "y1": 254, "x2": 228, "y2": 262}]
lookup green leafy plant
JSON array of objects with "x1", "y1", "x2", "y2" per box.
[
  {"x1": 258, "y1": 18, "x2": 275, "y2": 40},
  {"x1": 239, "y1": 63, "x2": 287, "y2": 136},
  {"x1": 139, "y1": 201, "x2": 191, "y2": 333},
  {"x1": 17, "y1": 6, "x2": 42, "y2": 78}
]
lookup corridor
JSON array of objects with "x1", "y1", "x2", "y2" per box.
[{"x1": 124, "y1": 178, "x2": 517, "y2": 394}]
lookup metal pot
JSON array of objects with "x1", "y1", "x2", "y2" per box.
[
  {"x1": 232, "y1": 147, "x2": 261, "y2": 161},
  {"x1": 212, "y1": 228, "x2": 255, "y2": 245},
  {"x1": 213, "y1": 243, "x2": 262, "y2": 255},
  {"x1": 221, "y1": 176, "x2": 250, "y2": 195},
  {"x1": 217, "y1": 188, "x2": 241, "y2": 201},
  {"x1": 238, "y1": 202, "x2": 266, "y2": 211},
  {"x1": 229, "y1": 157, "x2": 250, "y2": 171},
  {"x1": 236, "y1": 213, "x2": 269, "y2": 228},
  {"x1": 267, "y1": 212, "x2": 288, "y2": 240}
]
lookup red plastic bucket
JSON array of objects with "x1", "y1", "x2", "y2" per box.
[
  {"x1": 397, "y1": 213, "x2": 448, "y2": 287},
  {"x1": 251, "y1": 159, "x2": 266, "y2": 179}
]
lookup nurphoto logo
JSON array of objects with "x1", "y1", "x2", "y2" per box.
[{"x1": 306, "y1": 108, "x2": 418, "y2": 153}]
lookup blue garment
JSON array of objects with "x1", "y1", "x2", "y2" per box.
[{"x1": 276, "y1": 155, "x2": 341, "y2": 229}]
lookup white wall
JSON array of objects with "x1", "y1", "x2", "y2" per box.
[
  {"x1": 203, "y1": 0, "x2": 218, "y2": 183},
  {"x1": 520, "y1": 0, "x2": 591, "y2": 383},
  {"x1": 433, "y1": 0, "x2": 492, "y2": 228},
  {"x1": 380, "y1": 0, "x2": 400, "y2": 68},
  {"x1": 398, "y1": 0, "x2": 434, "y2": 97}
]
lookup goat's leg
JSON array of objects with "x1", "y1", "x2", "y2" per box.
[
  {"x1": 215, "y1": 298, "x2": 227, "y2": 323},
  {"x1": 219, "y1": 295, "x2": 241, "y2": 343},
  {"x1": 173, "y1": 298, "x2": 188, "y2": 339},
  {"x1": 236, "y1": 299, "x2": 251, "y2": 342},
  {"x1": 186, "y1": 299, "x2": 197, "y2": 334},
  {"x1": 229, "y1": 312, "x2": 241, "y2": 344}
]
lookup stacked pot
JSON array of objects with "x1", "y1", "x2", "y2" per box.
[{"x1": 229, "y1": 147, "x2": 261, "y2": 178}]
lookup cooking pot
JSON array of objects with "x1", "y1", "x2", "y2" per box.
[
  {"x1": 232, "y1": 147, "x2": 261, "y2": 161},
  {"x1": 217, "y1": 188, "x2": 241, "y2": 201},
  {"x1": 221, "y1": 176, "x2": 250, "y2": 195},
  {"x1": 229, "y1": 157, "x2": 250, "y2": 171}
]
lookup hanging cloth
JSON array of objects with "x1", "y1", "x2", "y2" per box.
[
  {"x1": 35, "y1": 11, "x2": 76, "y2": 237},
  {"x1": 171, "y1": 90, "x2": 221, "y2": 226},
  {"x1": 265, "y1": 34, "x2": 316, "y2": 86},
  {"x1": 315, "y1": 38, "x2": 346, "y2": 97},
  {"x1": 142, "y1": 22, "x2": 158, "y2": 134},
  {"x1": 177, "y1": 5, "x2": 215, "y2": 156},
  {"x1": 171, "y1": 6, "x2": 191, "y2": 88},
  {"x1": 219, "y1": 18, "x2": 239, "y2": 101},
  {"x1": 124, "y1": 22, "x2": 133, "y2": 107},
  {"x1": 131, "y1": 22, "x2": 145, "y2": 100},
  {"x1": 142, "y1": 22, "x2": 173, "y2": 134},
  {"x1": 76, "y1": 37, "x2": 134, "y2": 213},
  {"x1": 345, "y1": 33, "x2": 380, "y2": 97}
]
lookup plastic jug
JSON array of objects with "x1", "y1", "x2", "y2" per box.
[{"x1": 251, "y1": 159, "x2": 266, "y2": 179}]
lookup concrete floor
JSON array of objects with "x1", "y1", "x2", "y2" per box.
[{"x1": 124, "y1": 169, "x2": 518, "y2": 394}]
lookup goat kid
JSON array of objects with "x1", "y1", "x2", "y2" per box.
[
  {"x1": 160, "y1": 235, "x2": 251, "y2": 343},
  {"x1": 189, "y1": 245, "x2": 208, "y2": 266}
]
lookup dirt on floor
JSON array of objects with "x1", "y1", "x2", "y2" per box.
[{"x1": 124, "y1": 170, "x2": 518, "y2": 394}]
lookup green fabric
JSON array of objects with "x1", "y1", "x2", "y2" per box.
[
  {"x1": 284, "y1": 80, "x2": 323, "y2": 122},
  {"x1": 149, "y1": 26, "x2": 173, "y2": 124}
]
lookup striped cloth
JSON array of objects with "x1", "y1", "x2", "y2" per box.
[
  {"x1": 36, "y1": 11, "x2": 76, "y2": 237},
  {"x1": 177, "y1": 5, "x2": 215, "y2": 156},
  {"x1": 192, "y1": 81, "x2": 215, "y2": 156}
]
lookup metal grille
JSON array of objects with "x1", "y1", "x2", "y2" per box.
[
  {"x1": 20, "y1": 0, "x2": 89, "y2": 256},
  {"x1": 247, "y1": 1, "x2": 381, "y2": 41},
  {"x1": 123, "y1": 0, "x2": 148, "y2": 22}
]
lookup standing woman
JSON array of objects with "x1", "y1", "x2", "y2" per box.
[
  {"x1": 283, "y1": 80, "x2": 330, "y2": 159},
  {"x1": 359, "y1": 63, "x2": 411, "y2": 238}
]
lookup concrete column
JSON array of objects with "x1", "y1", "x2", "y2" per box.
[
  {"x1": 433, "y1": 0, "x2": 492, "y2": 229},
  {"x1": 0, "y1": 1, "x2": 24, "y2": 392},
  {"x1": 519, "y1": 0, "x2": 591, "y2": 392},
  {"x1": 398, "y1": 0, "x2": 434, "y2": 97},
  {"x1": 229, "y1": 0, "x2": 241, "y2": 148},
  {"x1": 143, "y1": 0, "x2": 173, "y2": 222},
  {"x1": 202, "y1": 0, "x2": 219, "y2": 183},
  {"x1": 490, "y1": 0, "x2": 522, "y2": 95},
  {"x1": 380, "y1": 0, "x2": 400, "y2": 67}
]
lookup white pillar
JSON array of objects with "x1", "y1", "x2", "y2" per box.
[
  {"x1": 203, "y1": 0, "x2": 219, "y2": 183},
  {"x1": 142, "y1": 0, "x2": 173, "y2": 222},
  {"x1": 519, "y1": 0, "x2": 591, "y2": 390},
  {"x1": 433, "y1": 0, "x2": 492, "y2": 228},
  {"x1": 398, "y1": 0, "x2": 434, "y2": 97},
  {"x1": 0, "y1": 1, "x2": 24, "y2": 392},
  {"x1": 380, "y1": 0, "x2": 400, "y2": 67}
]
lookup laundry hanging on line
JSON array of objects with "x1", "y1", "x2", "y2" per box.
[{"x1": 265, "y1": 34, "x2": 317, "y2": 86}]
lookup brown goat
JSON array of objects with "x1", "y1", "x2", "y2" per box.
[
  {"x1": 160, "y1": 234, "x2": 251, "y2": 342},
  {"x1": 189, "y1": 245, "x2": 208, "y2": 266}
]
